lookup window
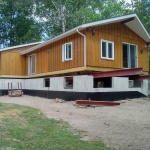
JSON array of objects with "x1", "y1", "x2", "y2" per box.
[
  {"x1": 101, "y1": 40, "x2": 114, "y2": 60},
  {"x1": 123, "y1": 43, "x2": 137, "y2": 68},
  {"x1": 28, "y1": 54, "x2": 36, "y2": 74},
  {"x1": 93, "y1": 77, "x2": 112, "y2": 88},
  {"x1": 44, "y1": 78, "x2": 50, "y2": 87},
  {"x1": 62, "y1": 42, "x2": 72, "y2": 61},
  {"x1": 64, "y1": 77, "x2": 73, "y2": 89}
]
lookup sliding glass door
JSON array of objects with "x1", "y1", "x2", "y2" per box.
[{"x1": 123, "y1": 43, "x2": 137, "y2": 68}]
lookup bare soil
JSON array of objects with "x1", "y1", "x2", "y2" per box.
[{"x1": 0, "y1": 95, "x2": 150, "y2": 150}]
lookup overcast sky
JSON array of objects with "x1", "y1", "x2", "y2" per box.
[{"x1": 125, "y1": 0, "x2": 131, "y2": 3}]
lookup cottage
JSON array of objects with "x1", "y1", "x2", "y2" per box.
[{"x1": 0, "y1": 14, "x2": 150, "y2": 100}]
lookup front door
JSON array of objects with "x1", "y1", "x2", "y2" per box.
[{"x1": 123, "y1": 43, "x2": 137, "y2": 68}]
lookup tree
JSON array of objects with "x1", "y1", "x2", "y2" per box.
[
  {"x1": 98, "y1": 0, "x2": 132, "y2": 19},
  {"x1": 35, "y1": 0, "x2": 93, "y2": 38},
  {"x1": 131, "y1": 0, "x2": 150, "y2": 34},
  {"x1": 0, "y1": 0, "x2": 42, "y2": 48},
  {"x1": 35, "y1": 0, "x2": 131, "y2": 39}
]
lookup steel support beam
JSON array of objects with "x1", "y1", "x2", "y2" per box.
[
  {"x1": 92, "y1": 68, "x2": 143, "y2": 78},
  {"x1": 130, "y1": 75, "x2": 150, "y2": 80},
  {"x1": 76, "y1": 100, "x2": 120, "y2": 106}
]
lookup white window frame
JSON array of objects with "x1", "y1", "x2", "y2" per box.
[
  {"x1": 101, "y1": 40, "x2": 114, "y2": 60},
  {"x1": 62, "y1": 42, "x2": 73, "y2": 61},
  {"x1": 28, "y1": 54, "x2": 36, "y2": 75}
]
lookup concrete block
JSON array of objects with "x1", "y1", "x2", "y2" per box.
[
  {"x1": 112, "y1": 77, "x2": 128, "y2": 91},
  {"x1": 141, "y1": 80, "x2": 148, "y2": 96}
]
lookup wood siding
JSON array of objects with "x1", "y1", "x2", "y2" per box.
[
  {"x1": 0, "y1": 53, "x2": 1, "y2": 75},
  {"x1": 26, "y1": 33, "x2": 84, "y2": 75},
  {"x1": 0, "y1": 46, "x2": 37, "y2": 76},
  {"x1": 86, "y1": 22, "x2": 149, "y2": 72},
  {"x1": 1, "y1": 22, "x2": 148, "y2": 77}
]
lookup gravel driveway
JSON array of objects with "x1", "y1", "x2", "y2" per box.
[{"x1": 0, "y1": 95, "x2": 150, "y2": 150}]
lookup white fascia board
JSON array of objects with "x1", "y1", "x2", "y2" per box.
[
  {"x1": 0, "y1": 42, "x2": 43, "y2": 52},
  {"x1": 81, "y1": 14, "x2": 137, "y2": 28}
]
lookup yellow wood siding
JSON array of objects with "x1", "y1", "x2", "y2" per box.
[
  {"x1": 2, "y1": 22, "x2": 148, "y2": 78},
  {"x1": 26, "y1": 34, "x2": 84, "y2": 75},
  {"x1": 86, "y1": 23, "x2": 149, "y2": 72},
  {"x1": 0, "y1": 53, "x2": 1, "y2": 75},
  {"x1": 0, "y1": 45, "x2": 37, "y2": 76}
]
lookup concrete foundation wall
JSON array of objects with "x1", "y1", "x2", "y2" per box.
[
  {"x1": 148, "y1": 80, "x2": 150, "y2": 95},
  {"x1": 0, "y1": 75, "x2": 148, "y2": 96},
  {"x1": 0, "y1": 79, "x2": 25, "y2": 90}
]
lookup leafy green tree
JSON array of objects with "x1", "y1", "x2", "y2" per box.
[
  {"x1": 131, "y1": 0, "x2": 150, "y2": 72},
  {"x1": 99, "y1": 0, "x2": 132, "y2": 19},
  {"x1": 131, "y1": 0, "x2": 150, "y2": 34},
  {"x1": 0, "y1": 0, "x2": 42, "y2": 48},
  {"x1": 35, "y1": 0, "x2": 92, "y2": 38},
  {"x1": 35, "y1": 0, "x2": 131, "y2": 39}
]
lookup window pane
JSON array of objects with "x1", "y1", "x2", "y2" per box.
[
  {"x1": 123, "y1": 44, "x2": 128, "y2": 68},
  {"x1": 44, "y1": 78, "x2": 50, "y2": 87},
  {"x1": 108, "y1": 43, "x2": 112, "y2": 58},
  {"x1": 130, "y1": 45, "x2": 136, "y2": 68},
  {"x1": 68, "y1": 44, "x2": 71, "y2": 58},
  {"x1": 32, "y1": 55, "x2": 35, "y2": 73},
  {"x1": 66, "y1": 43, "x2": 71, "y2": 59},
  {"x1": 28, "y1": 56, "x2": 32, "y2": 74},
  {"x1": 28, "y1": 55, "x2": 36, "y2": 74},
  {"x1": 102, "y1": 41, "x2": 106, "y2": 57}
]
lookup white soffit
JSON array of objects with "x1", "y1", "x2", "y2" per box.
[
  {"x1": 125, "y1": 16, "x2": 150, "y2": 42},
  {"x1": 81, "y1": 14, "x2": 150, "y2": 42},
  {"x1": 20, "y1": 14, "x2": 150, "y2": 55}
]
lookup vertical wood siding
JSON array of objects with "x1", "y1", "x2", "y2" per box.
[
  {"x1": 26, "y1": 33, "x2": 84, "y2": 75},
  {"x1": 1, "y1": 22, "x2": 148, "y2": 77},
  {"x1": 0, "y1": 45, "x2": 37, "y2": 76},
  {"x1": 86, "y1": 22, "x2": 149, "y2": 72},
  {"x1": 0, "y1": 53, "x2": 1, "y2": 75}
]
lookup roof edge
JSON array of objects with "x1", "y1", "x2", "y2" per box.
[
  {"x1": 0, "y1": 42, "x2": 43, "y2": 52},
  {"x1": 20, "y1": 26, "x2": 82, "y2": 55},
  {"x1": 20, "y1": 14, "x2": 150, "y2": 55}
]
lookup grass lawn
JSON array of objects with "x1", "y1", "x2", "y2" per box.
[{"x1": 0, "y1": 103, "x2": 113, "y2": 150}]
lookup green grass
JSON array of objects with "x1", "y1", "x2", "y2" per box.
[{"x1": 0, "y1": 103, "x2": 113, "y2": 150}]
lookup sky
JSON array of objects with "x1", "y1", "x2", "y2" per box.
[{"x1": 125, "y1": 0, "x2": 131, "y2": 3}]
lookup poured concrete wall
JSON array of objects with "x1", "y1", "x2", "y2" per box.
[
  {"x1": 0, "y1": 79, "x2": 25, "y2": 90},
  {"x1": 0, "y1": 75, "x2": 148, "y2": 96},
  {"x1": 148, "y1": 81, "x2": 150, "y2": 95}
]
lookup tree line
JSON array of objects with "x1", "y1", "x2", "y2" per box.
[{"x1": 0, "y1": 0, "x2": 149, "y2": 48}]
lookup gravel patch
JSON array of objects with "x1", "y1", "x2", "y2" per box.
[{"x1": 0, "y1": 95, "x2": 150, "y2": 150}]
